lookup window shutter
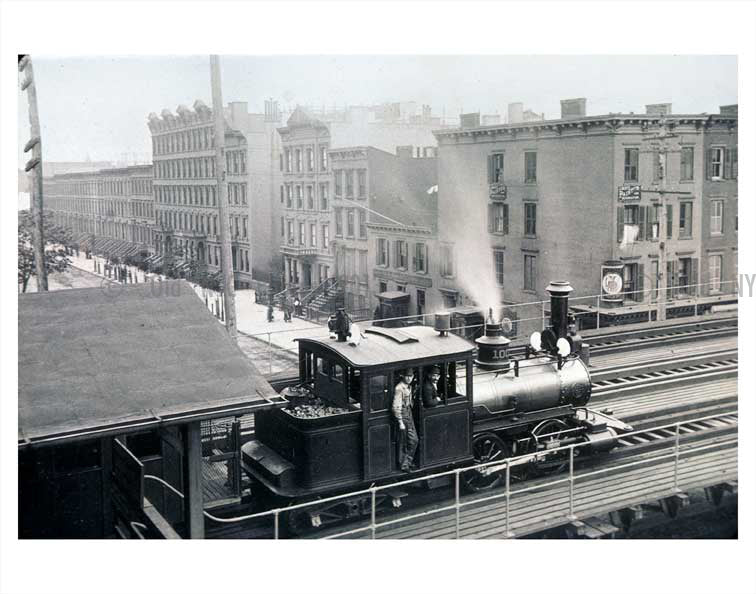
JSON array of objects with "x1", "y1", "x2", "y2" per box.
[
  {"x1": 724, "y1": 149, "x2": 732, "y2": 179},
  {"x1": 706, "y1": 148, "x2": 712, "y2": 180},
  {"x1": 487, "y1": 204, "x2": 494, "y2": 233},
  {"x1": 503, "y1": 205, "x2": 509, "y2": 235},
  {"x1": 690, "y1": 258, "x2": 699, "y2": 296},
  {"x1": 637, "y1": 264, "x2": 644, "y2": 301},
  {"x1": 666, "y1": 204, "x2": 673, "y2": 239},
  {"x1": 638, "y1": 206, "x2": 646, "y2": 241},
  {"x1": 487, "y1": 155, "x2": 493, "y2": 184},
  {"x1": 375, "y1": 240, "x2": 380, "y2": 265},
  {"x1": 617, "y1": 206, "x2": 623, "y2": 243},
  {"x1": 733, "y1": 147, "x2": 738, "y2": 179},
  {"x1": 652, "y1": 150, "x2": 660, "y2": 182}
]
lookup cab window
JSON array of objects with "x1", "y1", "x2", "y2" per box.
[{"x1": 369, "y1": 374, "x2": 391, "y2": 412}]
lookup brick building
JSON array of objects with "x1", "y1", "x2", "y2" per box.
[
  {"x1": 432, "y1": 100, "x2": 738, "y2": 323},
  {"x1": 147, "y1": 100, "x2": 281, "y2": 289},
  {"x1": 276, "y1": 104, "x2": 442, "y2": 297},
  {"x1": 45, "y1": 164, "x2": 154, "y2": 258},
  {"x1": 328, "y1": 145, "x2": 437, "y2": 318}
]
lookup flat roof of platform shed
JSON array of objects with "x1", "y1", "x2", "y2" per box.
[{"x1": 18, "y1": 280, "x2": 282, "y2": 447}]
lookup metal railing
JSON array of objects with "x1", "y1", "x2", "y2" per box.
[{"x1": 143, "y1": 411, "x2": 737, "y2": 539}]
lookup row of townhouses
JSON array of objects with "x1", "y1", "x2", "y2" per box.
[{"x1": 44, "y1": 98, "x2": 738, "y2": 323}]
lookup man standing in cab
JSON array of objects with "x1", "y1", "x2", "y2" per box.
[
  {"x1": 422, "y1": 366, "x2": 443, "y2": 408},
  {"x1": 393, "y1": 369, "x2": 418, "y2": 472}
]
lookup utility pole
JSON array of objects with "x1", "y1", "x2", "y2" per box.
[
  {"x1": 210, "y1": 55, "x2": 237, "y2": 340},
  {"x1": 19, "y1": 55, "x2": 48, "y2": 291},
  {"x1": 640, "y1": 117, "x2": 691, "y2": 322}
]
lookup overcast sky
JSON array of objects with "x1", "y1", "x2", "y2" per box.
[{"x1": 18, "y1": 55, "x2": 737, "y2": 165}]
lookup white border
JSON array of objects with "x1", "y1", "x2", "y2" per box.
[{"x1": 1, "y1": 2, "x2": 754, "y2": 594}]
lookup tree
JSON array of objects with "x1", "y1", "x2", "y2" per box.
[{"x1": 18, "y1": 210, "x2": 72, "y2": 292}]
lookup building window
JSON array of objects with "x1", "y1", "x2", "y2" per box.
[
  {"x1": 357, "y1": 170, "x2": 366, "y2": 198},
  {"x1": 280, "y1": 216, "x2": 284, "y2": 237},
  {"x1": 413, "y1": 243, "x2": 427, "y2": 273},
  {"x1": 395, "y1": 240, "x2": 408, "y2": 269},
  {"x1": 295, "y1": 149, "x2": 302, "y2": 172},
  {"x1": 335, "y1": 207, "x2": 343, "y2": 237},
  {"x1": 709, "y1": 255, "x2": 722, "y2": 293},
  {"x1": 493, "y1": 249, "x2": 505, "y2": 286},
  {"x1": 524, "y1": 203, "x2": 537, "y2": 237},
  {"x1": 377, "y1": 238, "x2": 389, "y2": 267},
  {"x1": 346, "y1": 170, "x2": 354, "y2": 198},
  {"x1": 646, "y1": 204, "x2": 661, "y2": 240},
  {"x1": 280, "y1": 185, "x2": 285, "y2": 204},
  {"x1": 346, "y1": 209, "x2": 355, "y2": 238},
  {"x1": 624, "y1": 148, "x2": 639, "y2": 182},
  {"x1": 677, "y1": 257, "x2": 696, "y2": 296},
  {"x1": 680, "y1": 147, "x2": 694, "y2": 181},
  {"x1": 379, "y1": 281, "x2": 388, "y2": 294},
  {"x1": 524, "y1": 152, "x2": 537, "y2": 183},
  {"x1": 358, "y1": 209, "x2": 367, "y2": 239},
  {"x1": 488, "y1": 152, "x2": 504, "y2": 183},
  {"x1": 650, "y1": 259, "x2": 660, "y2": 301},
  {"x1": 296, "y1": 185, "x2": 303, "y2": 209},
  {"x1": 298, "y1": 222, "x2": 305, "y2": 246},
  {"x1": 320, "y1": 146, "x2": 328, "y2": 171},
  {"x1": 287, "y1": 220, "x2": 293, "y2": 243},
  {"x1": 307, "y1": 185, "x2": 314, "y2": 210},
  {"x1": 286, "y1": 184, "x2": 292, "y2": 208},
  {"x1": 524, "y1": 254, "x2": 536, "y2": 291},
  {"x1": 488, "y1": 202, "x2": 508, "y2": 235},
  {"x1": 711, "y1": 200, "x2": 724, "y2": 235},
  {"x1": 310, "y1": 223, "x2": 317, "y2": 247},
  {"x1": 321, "y1": 224, "x2": 330, "y2": 249},
  {"x1": 320, "y1": 183, "x2": 329, "y2": 211},
  {"x1": 709, "y1": 147, "x2": 724, "y2": 180},
  {"x1": 619, "y1": 204, "x2": 640, "y2": 244},
  {"x1": 307, "y1": 148, "x2": 314, "y2": 172},
  {"x1": 440, "y1": 244, "x2": 454, "y2": 277},
  {"x1": 286, "y1": 149, "x2": 292, "y2": 173},
  {"x1": 416, "y1": 289, "x2": 426, "y2": 316},
  {"x1": 334, "y1": 170, "x2": 343, "y2": 196},
  {"x1": 679, "y1": 201, "x2": 693, "y2": 238}
]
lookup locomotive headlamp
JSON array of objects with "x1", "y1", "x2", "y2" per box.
[
  {"x1": 530, "y1": 331, "x2": 542, "y2": 351},
  {"x1": 556, "y1": 337, "x2": 571, "y2": 357}
]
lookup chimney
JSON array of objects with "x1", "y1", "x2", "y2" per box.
[
  {"x1": 396, "y1": 145, "x2": 413, "y2": 159},
  {"x1": 646, "y1": 103, "x2": 672, "y2": 116},
  {"x1": 460, "y1": 112, "x2": 481, "y2": 128},
  {"x1": 720, "y1": 104, "x2": 738, "y2": 116},
  {"x1": 508, "y1": 102, "x2": 524, "y2": 124},
  {"x1": 560, "y1": 98, "x2": 586, "y2": 119}
]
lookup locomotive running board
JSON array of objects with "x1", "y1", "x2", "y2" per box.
[{"x1": 576, "y1": 408, "x2": 634, "y2": 433}]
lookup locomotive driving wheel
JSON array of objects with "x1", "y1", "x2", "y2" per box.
[
  {"x1": 528, "y1": 419, "x2": 571, "y2": 475},
  {"x1": 463, "y1": 433, "x2": 512, "y2": 492}
]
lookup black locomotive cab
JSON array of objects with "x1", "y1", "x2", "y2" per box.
[{"x1": 243, "y1": 325, "x2": 476, "y2": 499}]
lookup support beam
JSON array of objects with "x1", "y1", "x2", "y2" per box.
[{"x1": 182, "y1": 421, "x2": 205, "y2": 539}]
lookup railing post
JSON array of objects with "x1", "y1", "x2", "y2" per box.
[
  {"x1": 274, "y1": 510, "x2": 280, "y2": 540},
  {"x1": 569, "y1": 445, "x2": 575, "y2": 520},
  {"x1": 371, "y1": 487, "x2": 377, "y2": 540},
  {"x1": 505, "y1": 460, "x2": 512, "y2": 537},
  {"x1": 596, "y1": 295, "x2": 601, "y2": 330},
  {"x1": 268, "y1": 332, "x2": 273, "y2": 375},
  {"x1": 674, "y1": 422, "x2": 681, "y2": 491},
  {"x1": 455, "y1": 470, "x2": 461, "y2": 539}
]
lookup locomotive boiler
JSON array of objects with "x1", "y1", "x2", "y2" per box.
[{"x1": 241, "y1": 279, "x2": 631, "y2": 530}]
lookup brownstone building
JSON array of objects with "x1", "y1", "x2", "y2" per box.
[
  {"x1": 147, "y1": 100, "x2": 281, "y2": 289},
  {"x1": 45, "y1": 164, "x2": 154, "y2": 258}
]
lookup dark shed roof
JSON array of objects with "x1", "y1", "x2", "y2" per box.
[
  {"x1": 296, "y1": 325, "x2": 474, "y2": 369},
  {"x1": 18, "y1": 281, "x2": 282, "y2": 447}
]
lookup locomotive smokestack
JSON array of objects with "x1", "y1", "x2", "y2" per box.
[{"x1": 546, "y1": 280, "x2": 573, "y2": 341}]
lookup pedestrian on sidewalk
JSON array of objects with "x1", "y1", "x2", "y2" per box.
[
  {"x1": 283, "y1": 300, "x2": 292, "y2": 323},
  {"x1": 294, "y1": 294, "x2": 302, "y2": 317},
  {"x1": 267, "y1": 302, "x2": 274, "y2": 323}
]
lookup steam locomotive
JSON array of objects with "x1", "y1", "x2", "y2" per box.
[{"x1": 242, "y1": 280, "x2": 631, "y2": 531}]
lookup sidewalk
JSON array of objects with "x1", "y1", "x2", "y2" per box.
[{"x1": 68, "y1": 252, "x2": 329, "y2": 352}]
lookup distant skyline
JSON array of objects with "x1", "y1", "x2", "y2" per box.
[{"x1": 18, "y1": 55, "x2": 737, "y2": 165}]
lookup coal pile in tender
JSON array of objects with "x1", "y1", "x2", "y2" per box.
[{"x1": 284, "y1": 397, "x2": 350, "y2": 418}]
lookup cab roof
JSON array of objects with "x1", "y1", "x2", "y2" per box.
[{"x1": 296, "y1": 325, "x2": 474, "y2": 369}]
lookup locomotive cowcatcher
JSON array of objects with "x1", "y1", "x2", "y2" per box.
[{"x1": 242, "y1": 281, "x2": 631, "y2": 532}]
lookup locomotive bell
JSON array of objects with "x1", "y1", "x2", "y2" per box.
[{"x1": 475, "y1": 319, "x2": 511, "y2": 371}]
